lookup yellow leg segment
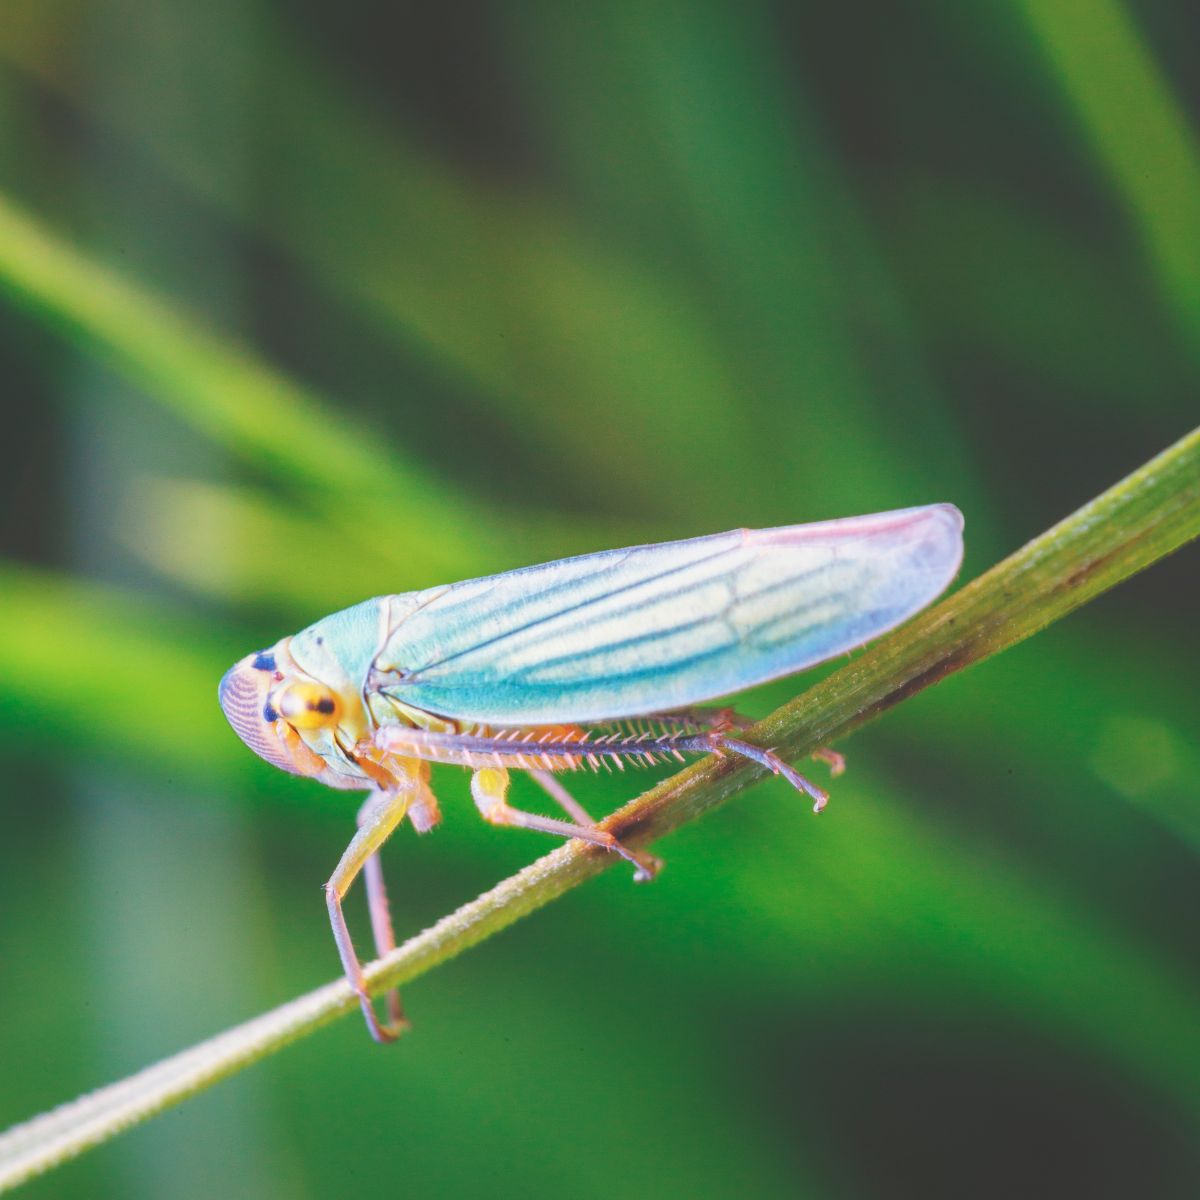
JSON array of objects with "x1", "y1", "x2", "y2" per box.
[
  {"x1": 326, "y1": 788, "x2": 413, "y2": 1043},
  {"x1": 358, "y1": 796, "x2": 406, "y2": 1033}
]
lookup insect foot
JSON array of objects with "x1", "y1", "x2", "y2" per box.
[
  {"x1": 810, "y1": 746, "x2": 847, "y2": 777},
  {"x1": 707, "y1": 734, "x2": 830, "y2": 814},
  {"x1": 624, "y1": 846, "x2": 663, "y2": 883}
]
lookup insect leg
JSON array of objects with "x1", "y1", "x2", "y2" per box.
[
  {"x1": 528, "y1": 769, "x2": 663, "y2": 881},
  {"x1": 652, "y1": 707, "x2": 845, "y2": 775},
  {"x1": 358, "y1": 797, "x2": 406, "y2": 1032},
  {"x1": 809, "y1": 746, "x2": 846, "y2": 776},
  {"x1": 527, "y1": 768, "x2": 594, "y2": 825},
  {"x1": 326, "y1": 788, "x2": 413, "y2": 1043},
  {"x1": 702, "y1": 734, "x2": 829, "y2": 813},
  {"x1": 473, "y1": 767, "x2": 659, "y2": 882},
  {"x1": 376, "y1": 724, "x2": 839, "y2": 814}
]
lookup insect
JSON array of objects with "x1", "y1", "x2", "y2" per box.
[{"x1": 219, "y1": 504, "x2": 963, "y2": 1041}]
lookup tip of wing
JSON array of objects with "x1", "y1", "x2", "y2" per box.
[
  {"x1": 913, "y1": 502, "x2": 965, "y2": 577},
  {"x1": 746, "y1": 502, "x2": 965, "y2": 598},
  {"x1": 866, "y1": 503, "x2": 964, "y2": 592},
  {"x1": 750, "y1": 502, "x2": 962, "y2": 552},
  {"x1": 925, "y1": 501, "x2": 964, "y2": 540}
]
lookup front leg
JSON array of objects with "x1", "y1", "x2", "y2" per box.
[
  {"x1": 326, "y1": 788, "x2": 413, "y2": 1043},
  {"x1": 359, "y1": 799, "x2": 406, "y2": 1033}
]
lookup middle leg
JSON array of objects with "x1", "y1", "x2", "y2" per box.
[
  {"x1": 528, "y1": 769, "x2": 663, "y2": 881},
  {"x1": 473, "y1": 767, "x2": 660, "y2": 882}
]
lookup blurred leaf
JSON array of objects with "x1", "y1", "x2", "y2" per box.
[
  {"x1": 508, "y1": 0, "x2": 987, "y2": 522},
  {"x1": 890, "y1": 625, "x2": 1200, "y2": 858},
  {"x1": 887, "y1": 174, "x2": 1196, "y2": 409},
  {"x1": 115, "y1": 476, "x2": 425, "y2": 614},
  {"x1": 0, "y1": 188, "x2": 617, "y2": 587},
  {"x1": 116, "y1": 475, "x2": 647, "y2": 618},
  {"x1": 0, "y1": 193, "x2": 400, "y2": 503},
  {"x1": 1015, "y1": 0, "x2": 1200, "y2": 353},
  {"x1": 0, "y1": 561, "x2": 233, "y2": 781},
  {"x1": 718, "y1": 765, "x2": 1200, "y2": 1108},
  {"x1": 0, "y1": 7, "x2": 773, "y2": 515}
]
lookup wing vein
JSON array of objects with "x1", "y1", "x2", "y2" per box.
[{"x1": 399, "y1": 540, "x2": 745, "y2": 682}]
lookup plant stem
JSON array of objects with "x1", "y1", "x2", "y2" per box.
[{"x1": 1, "y1": 426, "x2": 1197, "y2": 1194}]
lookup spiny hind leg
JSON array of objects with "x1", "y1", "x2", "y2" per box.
[
  {"x1": 473, "y1": 766, "x2": 659, "y2": 882},
  {"x1": 528, "y1": 769, "x2": 663, "y2": 881},
  {"x1": 651, "y1": 707, "x2": 846, "y2": 780},
  {"x1": 326, "y1": 788, "x2": 413, "y2": 1043}
]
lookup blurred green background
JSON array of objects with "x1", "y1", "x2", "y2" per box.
[{"x1": 1, "y1": 2, "x2": 1198, "y2": 1197}]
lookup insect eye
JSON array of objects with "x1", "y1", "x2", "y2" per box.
[{"x1": 274, "y1": 682, "x2": 342, "y2": 729}]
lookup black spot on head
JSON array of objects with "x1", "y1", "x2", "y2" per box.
[
  {"x1": 315, "y1": 636, "x2": 324, "y2": 646},
  {"x1": 314, "y1": 697, "x2": 336, "y2": 715},
  {"x1": 263, "y1": 701, "x2": 279, "y2": 722},
  {"x1": 252, "y1": 651, "x2": 276, "y2": 672}
]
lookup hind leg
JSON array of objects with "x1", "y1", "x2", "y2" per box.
[{"x1": 652, "y1": 707, "x2": 845, "y2": 778}]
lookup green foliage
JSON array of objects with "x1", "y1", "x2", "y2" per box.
[{"x1": 0, "y1": 3, "x2": 1197, "y2": 1197}]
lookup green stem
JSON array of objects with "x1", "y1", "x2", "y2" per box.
[{"x1": 1, "y1": 427, "x2": 1197, "y2": 1193}]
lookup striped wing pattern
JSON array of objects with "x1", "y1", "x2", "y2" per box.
[{"x1": 372, "y1": 504, "x2": 963, "y2": 725}]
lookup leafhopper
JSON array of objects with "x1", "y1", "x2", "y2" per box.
[{"x1": 220, "y1": 504, "x2": 963, "y2": 1040}]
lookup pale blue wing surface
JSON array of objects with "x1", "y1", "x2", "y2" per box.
[{"x1": 371, "y1": 504, "x2": 964, "y2": 725}]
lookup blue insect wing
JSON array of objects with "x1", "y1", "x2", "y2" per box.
[{"x1": 369, "y1": 505, "x2": 964, "y2": 726}]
